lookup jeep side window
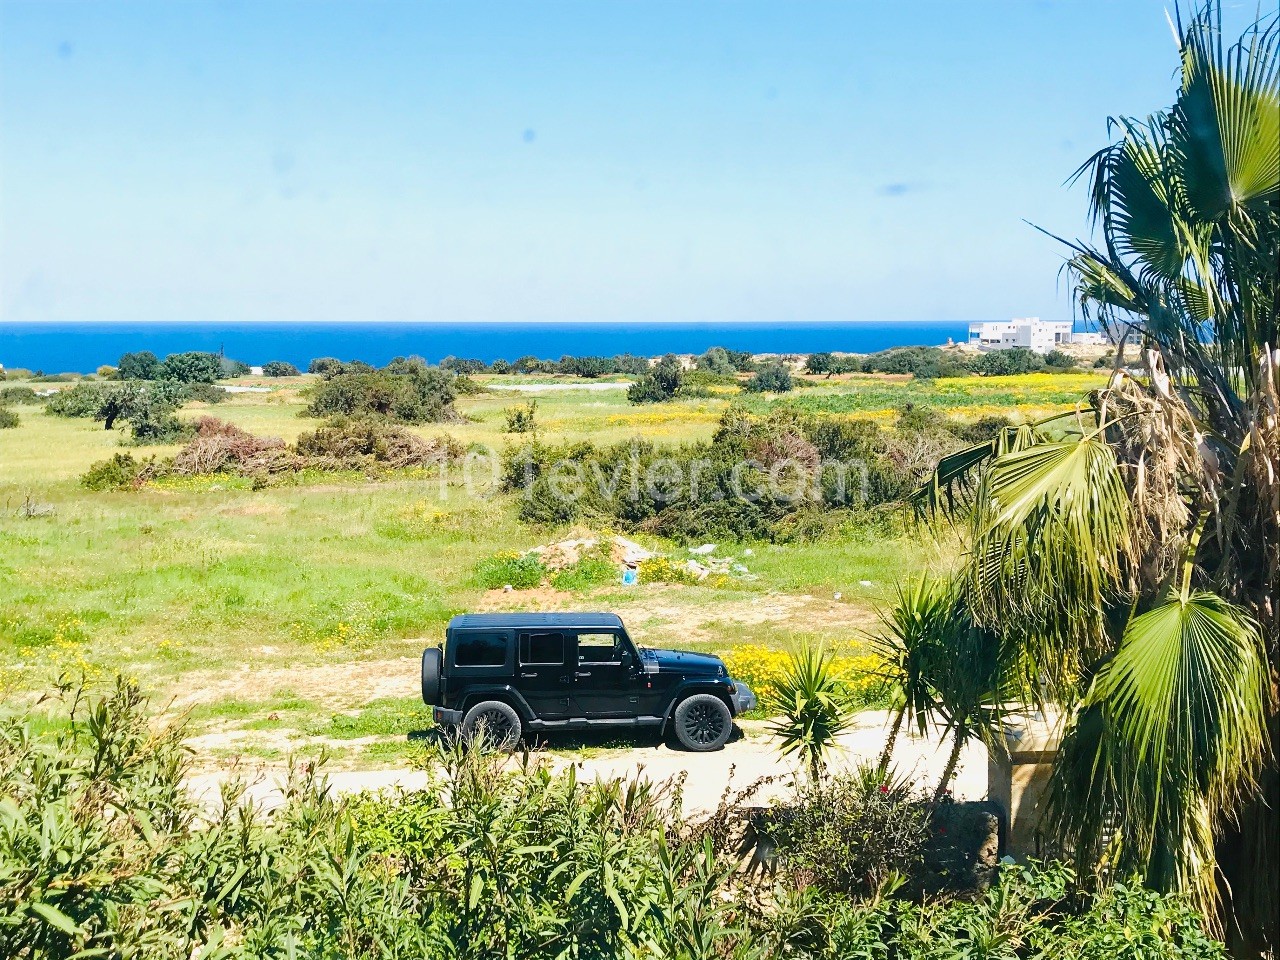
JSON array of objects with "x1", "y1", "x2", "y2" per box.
[
  {"x1": 452, "y1": 631, "x2": 508, "y2": 667},
  {"x1": 577, "y1": 632, "x2": 624, "y2": 664},
  {"x1": 520, "y1": 631, "x2": 565, "y2": 666}
]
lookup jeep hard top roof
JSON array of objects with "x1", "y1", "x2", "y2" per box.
[{"x1": 447, "y1": 612, "x2": 624, "y2": 631}]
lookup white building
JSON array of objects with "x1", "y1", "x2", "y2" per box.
[{"x1": 968, "y1": 317, "x2": 1074, "y2": 354}]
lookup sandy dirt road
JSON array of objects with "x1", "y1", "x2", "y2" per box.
[{"x1": 186, "y1": 710, "x2": 990, "y2": 814}]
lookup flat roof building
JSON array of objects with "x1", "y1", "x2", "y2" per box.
[{"x1": 968, "y1": 317, "x2": 1074, "y2": 354}]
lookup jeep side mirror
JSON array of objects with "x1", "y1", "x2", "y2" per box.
[{"x1": 619, "y1": 650, "x2": 633, "y2": 669}]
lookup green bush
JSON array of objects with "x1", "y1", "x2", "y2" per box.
[
  {"x1": 550, "y1": 553, "x2": 619, "y2": 591},
  {"x1": 2, "y1": 367, "x2": 33, "y2": 380},
  {"x1": 805, "y1": 352, "x2": 861, "y2": 376},
  {"x1": 0, "y1": 678, "x2": 1227, "y2": 960},
  {"x1": 304, "y1": 368, "x2": 459, "y2": 423},
  {"x1": 973, "y1": 347, "x2": 1045, "y2": 376},
  {"x1": 1044, "y1": 348, "x2": 1076, "y2": 369},
  {"x1": 627, "y1": 354, "x2": 684, "y2": 404},
  {"x1": 160, "y1": 351, "x2": 223, "y2": 383},
  {"x1": 745, "y1": 362, "x2": 794, "y2": 393},
  {"x1": 44, "y1": 383, "x2": 108, "y2": 418},
  {"x1": 80, "y1": 453, "x2": 154, "y2": 490},
  {"x1": 762, "y1": 766, "x2": 931, "y2": 895},
  {"x1": 262, "y1": 360, "x2": 300, "y2": 377},
  {"x1": 504, "y1": 400, "x2": 538, "y2": 433},
  {"x1": 697, "y1": 346, "x2": 738, "y2": 376},
  {"x1": 0, "y1": 386, "x2": 39, "y2": 406},
  {"x1": 0, "y1": 407, "x2": 18, "y2": 429},
  {"x1": 180, "y1": 381, "x2": 227, "y2": 404},
  {"x1": 29, "y1": 372, "x2": 81, "y2": 383},
  {"x1": 115, "y1": 351, "x2": 162, "y2": 380},
  {"x1": 474, "y1": 550, "x2": 547, "y2": 589},
  {"x1": 862, "y1": 346, "x2": 973, "y2": 379}
]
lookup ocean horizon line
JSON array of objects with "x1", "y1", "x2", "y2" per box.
[{"x1": 1, "y1": 319, "x2": 1078, "y2": 372}]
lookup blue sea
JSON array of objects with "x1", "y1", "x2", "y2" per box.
[{"x1": 0, "y1": 321, "x2": 977, "y2": 374}]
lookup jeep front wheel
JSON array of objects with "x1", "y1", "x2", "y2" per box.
[
  {"x1": 461, "y1": 700, "x2": 522, "y2": 750},
  {"x1": 672, "y1": 694, "x2": 732, "y2": 752}
]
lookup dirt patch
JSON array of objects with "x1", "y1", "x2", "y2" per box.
[{"x1": 164, "y1": 656, "x2": 421, "y2": 713}]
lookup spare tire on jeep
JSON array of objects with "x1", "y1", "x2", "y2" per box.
[
  {"x1": 421, "y1": 647, "x2": 442, "y2": 705},
  {"x1": 672, "y1": 693, "x2": 732, "y2": 752}
]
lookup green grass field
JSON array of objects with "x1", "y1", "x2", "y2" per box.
[{"x1": 0, "y1": 369, "x2": 1099, "y2": 766}]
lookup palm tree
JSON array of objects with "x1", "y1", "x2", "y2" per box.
[
  {"x1": 915, "y1": 4, "x2": 1277, "y2": 951},
  {"x1": 873, "y1": 576, "x2": 1018, "y2": 802},
  {"x1": 767, "y1": 644, "x2": 856, "y2": 782}
]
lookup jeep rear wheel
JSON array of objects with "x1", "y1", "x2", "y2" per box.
[
  {"x1": 461, "y1": 700, "x2": 522, "y2": 750},
  {"x1": 672, "y1": 694, "x2": 732, "y2": 752}
]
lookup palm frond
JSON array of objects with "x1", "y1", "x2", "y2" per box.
[
  {"x1": 1048, "y1": 590, "x2": 1269, "y2": 921},
  {"x1": 966, "y1": 430, "x2": 1134, "y2": 671}
]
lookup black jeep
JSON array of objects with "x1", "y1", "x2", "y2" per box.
[{"x1": 421, "y1": 612, "x2": 757, "y2": 752}]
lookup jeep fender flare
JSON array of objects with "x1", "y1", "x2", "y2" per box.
[
  {"x1": 456, "y1": 685, "x2": 536, "y2": 722},
  {"x1": 661, "y1": 681, "x2": 736, "y2": 732}
]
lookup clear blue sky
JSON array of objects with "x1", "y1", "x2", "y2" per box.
[{"x1": 0, "y1": 1, "x2": 1257, "y2": 323}]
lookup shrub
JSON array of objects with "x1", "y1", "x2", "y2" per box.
[
  {"x1": 2, "y1": 367, "x2": 33, "y2": 380},
  {"x1": 557, "y1": 355, "x2": 613, "y2": 378},
  {"x1": 862, "y1": 346, "x2": 971, "y2": 379},
  {"x1": 1, "y1": 678, "x2": 1227, "y2": 960},
  {"x1": 440, "y1": 356, "x2": 487, "y2": 375},
  {"x1": 627, "y1": 354, "x2": 684, "y2": 404},
  {"x1": 611, "y1": 353, "x2": 651, "y2": 376},
  {"x1": 115, "y1": 351, "x2": 162, "y2": 380},
  {"x1": 382, "y1": 355, "x2": 429, "y2": 376},
  {"x1": 504, "y1": 400, "x2": 538, "y2": 433},
  {"x1": 550, "y1": 553, "x2": 619, "y2": 591},
  {"x1": 160, "y1": 351, "x2": 223, "y2": 383},
  {"x1": 761, "y1": 766, "x2": 931, "y2": 896},
  {"x1": 308, "y1": 356, "x2": 344, "y2": 377},
  {"x1": 180, "y1": 381, "x2": 226, "y2": 404},
  {"x1": 80, "y1": 452, "x2": 154, "y2": 490},
  {"x1": 45, "y1": 382, "x2": 109, "y2": 418},
  {"x1": 0, "y1": 386, "x2": 38, "y2": 405},
  {"x1": 953, "y1": 413, "x2": 1015, "y2": 445},
  {"x1": 95, "y1": 365, "x2": 117, "y2": 378},
  {"x1": 697, "y1": 346, "x2": 738, "y2": 376},
  {"x1": 805, "y1": 352, "x2": 861, "y2": 376},
  {"x1": 304, "y1": 368, "x2": 459, "y2": 423},
  {"x1": 126, "y1": 410, "x2": 192, "y2": 445},
  {"x1": 1044, "y1": 348, "x2": 1075, "y2": 369},
  {"x1": 262, "y1": 360, "x2": 300, "y2": 377},
  {"x1": 0, "y1": 407, "x2": 17, "y2": 429},
  {"x1": 475, "y1": 550, "x2": 547, "y2": 589},
  {"x1": 973, "y1": 347, "x2": 1045, "y2": 376},
  {"x1": 637, "y1": 554, "x2": 699, "y2": 585},
  {"x1": 745, "y1": 362, "x2": 794, "y2": 393},
  {"x1": 29, "y1": 372, "x2": 80, "y2": 383},
  {"x1": 219, "y1": 356, "x2": 251, "y2": 377},
  {"x1": 767, "y1": 644, "x2": 857, "y2": 781}
]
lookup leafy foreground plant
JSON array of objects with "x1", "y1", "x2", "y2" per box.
[
  {"x1": 0, "y1": 677, "x2": 1227, "y2": 959},
  {"x1": 915, "y1": 4, "x2": 1278, "y2": 951},
  {"x1": 766, "y1": 644, "x2": 856, "y2": 782}
]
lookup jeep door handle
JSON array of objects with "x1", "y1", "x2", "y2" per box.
[
  {"x1": 574, "y1": 671, "x2": 591, "y2": 678},
  {"x1": 520, "y1": 672, "x2": 537, "y2": 678}
]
